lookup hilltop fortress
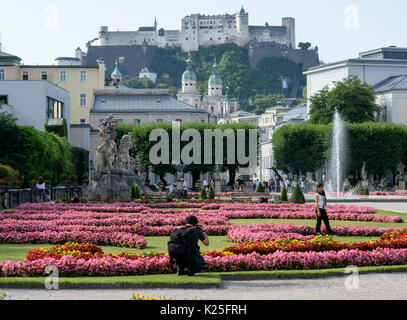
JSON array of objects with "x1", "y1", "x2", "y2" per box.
[
  {"x1": 87, "y1": 7, "x2": 296, "y2": 52},
  {"x1": 69, "y1": 7, "x2": 318, "y2": 82}
]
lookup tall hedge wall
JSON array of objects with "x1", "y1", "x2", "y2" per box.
[
  {"x1": 273, "y1": 122, "x2": 407, "y2": 177},
  {"x1": 0, "y1": 126, "x2": 75, "y2": 183}
]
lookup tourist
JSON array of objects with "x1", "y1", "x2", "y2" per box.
[
  {"x1": 315, "y1": 183, "x2": 334, "y2": 235},
  {"x1": 284, "y1": 178, "x2": 291, "y2": 192},
  {"x1": 276, "y1": 180, "x2": 280, "y2": 192},
  {"x1": 168, "y1": 215, "x2": 209, "y2": 276},
  {"x1": 71, "y1": 188, "x2": 80, "y2": 203},
  {"x1": 380, "y1": 178, "x2": 385, "y2": 191},
  {"x1": 203, "y1": 179, "x2": 209, "y2": 190},
  {"x1": 182, "y1": 179, "x2": 188, "y2": 199},
  {"x1": 35, "y1": 177, "x2": 46, "y2": 203}
]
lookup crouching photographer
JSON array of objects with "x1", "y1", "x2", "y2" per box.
[{"x1": 168, "y1": 215, "x2": 209, "y2": 276}]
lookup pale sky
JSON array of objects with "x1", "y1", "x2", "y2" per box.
[{"x1": 1, "y1": 0, "x2": 406, "y2": 65}]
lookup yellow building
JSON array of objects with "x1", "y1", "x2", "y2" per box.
[{"x1": 0, "y1": 52, "x2": 106, "y2": 124}]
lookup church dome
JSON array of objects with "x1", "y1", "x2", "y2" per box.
[
  {"x1": 111, "y1": 60, "x2": 122, "y2": 78},
  {"x1": 182, "y1": 57, "x2": 197, "y2": 81},
  {"x1": 208, "y1": 62, "x2": 222, "y2": 86}
]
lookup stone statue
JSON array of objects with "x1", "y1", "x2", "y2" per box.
[
  {"x1": 116, "y1": 132, "x2": 134, "y2": 172},
  {"x1": 95, "y1": 114, "x2": 118, "y2": 174},
  {"x1": 85, "y1": 115, "x2": 145, "y2": 201},
  {"x1": 397, "y1": 162, "x2": 405, "y2": 179},
  {"x1": 361, "y1": 162, "x2": 368, "y2": 188},
  {"x1": 135, "y1": 160, "x2": 147, "y2": 187},
  {"x1": 174, "y1": 163, "x2": 185, "y2": 181}
]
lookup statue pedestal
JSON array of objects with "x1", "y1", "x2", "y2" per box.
[
  {"x1": 214, "y1": 180, "x2": 222, "y2": 193},
  {"x1": 399, "y1": 179, "x2": 406, "y2": 190},
  {"x1": 176, "y1": 180, "x2": 183, "y2": 191}
]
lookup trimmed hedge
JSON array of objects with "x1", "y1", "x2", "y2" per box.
[
  {"x1": 273, "y1": 122, "x2": 407, "y2": 176},
  {"x1": 44, "y1": 118, "x2": 68, "y2": 138}
]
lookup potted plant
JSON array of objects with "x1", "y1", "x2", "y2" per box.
[{"x1": 59, "y1": 173, "x2": 70, "y2": 186}]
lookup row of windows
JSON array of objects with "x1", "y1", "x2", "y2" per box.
[
  {"x1": 0, "y1": 69, "x2": 88, "y2": 82},
  {"x1": 98, "y1": 119, "x2": 184, "y2": 125}
]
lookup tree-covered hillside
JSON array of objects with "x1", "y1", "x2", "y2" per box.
[{"x1": 124, "y1": 44, "x2": 306, "y2": 114}]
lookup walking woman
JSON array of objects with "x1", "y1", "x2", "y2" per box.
[
  {"x1": 315, "y1": 183, "x2": 334, "y2": 235},
  {"x1": 36, "y1": 177, "x2": 46, "y2": 203}
]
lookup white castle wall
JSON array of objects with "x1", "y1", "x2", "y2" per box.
[{"x1": 89, "y1": 10, "x2": 295, "y2": 52}]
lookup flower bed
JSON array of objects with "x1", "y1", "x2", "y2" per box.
[
  {"x1": 2, "y1": 247, "x2": 407, "y2": 277},
  {"x1": 227, "y1": 223, "x2": 407, "y2": 243},
  {"x1": 222, "y1": 231, "x2": 407, "y2": 255}
]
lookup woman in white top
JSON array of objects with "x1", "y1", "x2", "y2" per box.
[
  {"x1": 36, "y1": 177, "x2": 46, "y2": 203},
  {"x1": 315, "y1": 183, "x2": 334, "y2": 235}
]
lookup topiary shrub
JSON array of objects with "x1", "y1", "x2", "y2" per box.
[
  {"x1": 281, "y1": 186, "x2": 288, "y2": 201},
  {"x1": 0, "y1": 165, "x2": 9, "y2": 179},
  {"x1": 59, "y1": 173, "x2": 70, "y2": 184},
  {"x1": 42, "y1": 171, "x2": 53, "y2": 184},
  {"x1": 28, "y1": 170, "x2": 39, "y2": 183},
  {"x1": 200, "y1": 187, "x2": 207, "y2": 200},
  {"x1": 132, "y1": 185, "x2": 141, "y2": 199},
  {"x1": 364, "y1": 186, "x2": 370, "y2": 196},
  {"x1": 256, "y1": 183, "x2": 265, "y2": 193},
  {"x1": 290, "y1": 183, "x2": 306, "y2": 204},
  {"x1": 209, "y1": 186, "x2": 215, "y2": 200},
  {"x1": 81, "y1": 173, "x2": 89, "y2": 184},
  {"x1": 70, "y1": 174, "x2": 78, "y2": 183}
]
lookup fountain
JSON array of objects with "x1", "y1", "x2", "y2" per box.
[{"x1": 324, "y1": 110, "x2": 358, "y2": 199}]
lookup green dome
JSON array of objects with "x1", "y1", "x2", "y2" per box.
[
  {"x1": 182, "y1": 69, "x2": 197, "y2": 81},
  {"x1": 182, "y1": 57, "x2": 197, "y2": 81},
  {"x1": 208, "y1": 62, "x2": 222, "y2": 86}
]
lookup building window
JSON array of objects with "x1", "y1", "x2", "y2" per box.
[
  {"x1": 59, "y1": 71, "x2": 67, "y2": 82},
  {"x1": 80, "y1": 118, "x2": 86, "y2": 124},
  {"x1": 0, "y1": 95, "x2": 8, "y2": 104},
  {"x1": 134, "y1": 119, "x2": 141, "y2": 125},
  {"x1": 80, "y1": 70, "x2": 87, "y2": 82},
  {"x1": 79, "y1": 93, "x2": 87, "y2": 107},
  {"x1": 22, "y1": 71, "x2": 29, "y2": 80},
  {"x1": 47, "y1": 97, "x2": 64, "y2": 119},
  {"x1": 41, "y1": 71, "x2": 48, "y2": 80},
  {"x1": 0, "y1": 69, "x2": 5, "y2": 81}
]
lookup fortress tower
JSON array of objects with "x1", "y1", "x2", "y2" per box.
[
  {"x1": 282, "y1": 17, "x2": 296, "y2": 49},
  {"x1": 236, "y1": 6, "x2": 249, "y2": 45}
]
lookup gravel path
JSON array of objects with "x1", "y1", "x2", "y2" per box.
[{"x1": 2, "y1": 273, "x2": 407, "y2": 300}]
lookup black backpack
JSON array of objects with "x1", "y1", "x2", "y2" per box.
[{"x1": 168, "y1": 227, "x2": 194, "y2": 259}]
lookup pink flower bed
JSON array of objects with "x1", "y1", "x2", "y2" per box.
[
  {"x1": 227, "y1": 223, "x2": 407, "y2": 243},
  {"x1": 1, "y1": 248, "x2": 407, "y2": 277},
  {"x1": 0, "y1": 202, "x2": 403, "y2": 247}
]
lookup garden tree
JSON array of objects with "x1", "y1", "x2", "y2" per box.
[
  {"x1": 218, "y1": 49, "x2": 252, "y2": 100},
  {"x1": 0, "y1": 105, "x2": 20, "y2": 166},
  {"x1": 123, "y1": 76, "x2": 155, "y2": 89},
  {"x1": 252, "y1": 57, "x2": 298, "y2": 96},
  {"x1": 44, "y1": 118, "x2": 68, "y2": 138},
  {"x1": 0, "y1": 124, "x2": 75, "y2": 184},
  {"x1": 273, "y1": 122, "x2": 407, "y2": 180},
  {"x1": 298, "y1": 42, "x2": 311, "y2": 50},
  {"x1": 309, "y1": 76, "x2": 381, "y2": 124},
  {"x1": 200, "y1": 187, "x2": 207, "y2": 200},
  {"x1": 280, "y1": 187, "x2": 288, "y2": 201},
  {"x1": 256, "y1": 183, "x2": 265, "y2": 192},
  {"x1": 250, "y1": 93, "x2": 282, "y2": 114},
  {"x1": 116, "y1": 122, "x2": 259, "y2": 186},
  {"x1": 273, "y1": 123, "x2": 330, "y2": 174},
  {"x1": 132, "y1": 185, "x2": 141, "y2": 199},
  {"x1": 290, "y1": 183, "x2": 306, "y2": 204}
]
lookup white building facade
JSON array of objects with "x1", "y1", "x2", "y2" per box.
[{"x1": 304, "y1": 47, "x2": 407, "y2": 125}]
